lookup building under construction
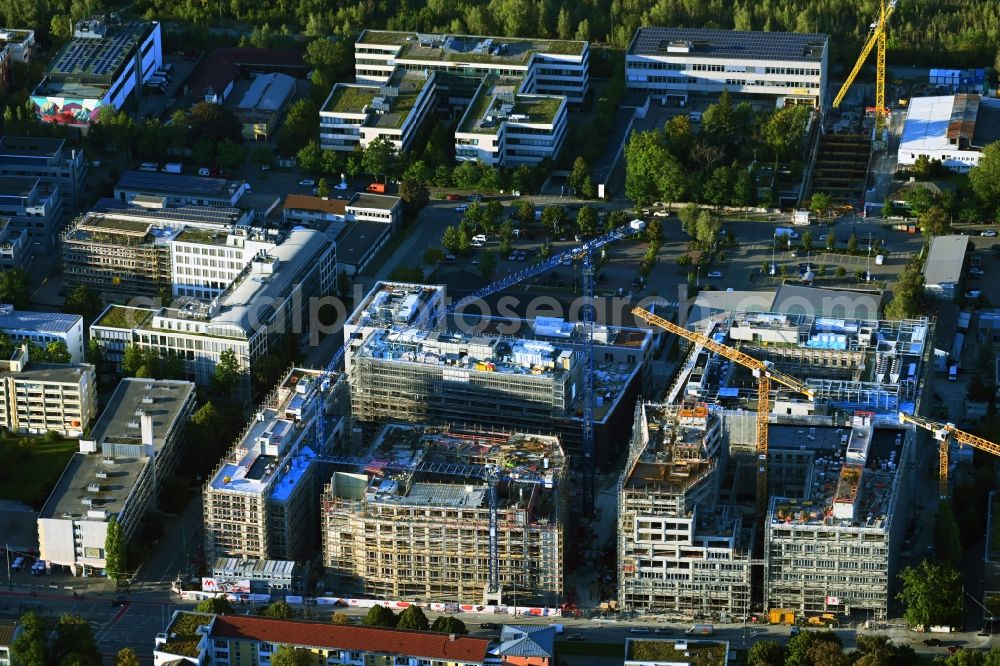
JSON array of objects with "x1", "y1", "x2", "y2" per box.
[
  {"x1": 320, "y1": 423, "x2": 566, "y2": 606},
  {"x1": 617, "y1": 401, "x2": 753, "y2": 618},
  {"x1": 345, "y1": 282, "x2": 651, "y2": 467}
]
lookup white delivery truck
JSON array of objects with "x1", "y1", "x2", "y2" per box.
[
  {"x1": 774, "y1": 227, "x2": 799, "y2": 239},
  {"x1": 162, "y1": 163, "x2": 182, "y2": 174}
]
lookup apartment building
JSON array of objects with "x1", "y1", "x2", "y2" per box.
[
  {"x1": 322, "y1": 423, "x2": 566, "y2": 605},
  {"x1": 617, "y1": 402, "x2": 753, "y2": 618},
  {"x1": 203, "y1": 369, "x2": 348, "y2": 562},
  {"x1": 31, "y1": 16, "x2": 161, "y2": 127},
  {"x1": 0, "y1": 305, "x2": 84, "y2": 363},
  {"x1": 90, "y1": 227, "x2": 336, "y2": 396},
  {"x1": 38, "y1": 378, "x2": 196, "y2": 575},
  {"x1": 345, "y1": 282, "x2": 650, "y2": 466},
  {"x1": 154, "y1": 612, "x2": 490, "y2": 666},
  {"x1": 625, "y1": 27, "x2": 828, "y2": 108},
  {"x1": 0, "y1": 345, "x2": 96, "y2": 437},
  {"x1": 0, "y1": 136, "x2": 87, "y2": 213},
  {"x1": 0, "y1": 217, "x2": 28, "y2": 270},
  {"x1": 62, "y1": 200, "x2": 254, "y2": 297},
  {"x1": 0, "y1": 176, "x2": 64, "y2": 255},
  {"x1": 765, "y1": 414, "x2": 916, "y2": 620},
  {"x1": 454, "y1": 77, "x2": 568, "y2": 166},
  {"x1": 114, "y1": 170, "x2": 248, "y2": 208}
]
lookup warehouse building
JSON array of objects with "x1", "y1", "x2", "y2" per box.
[
  {"x1": 897, "y1": 94, "x2": 1000, "y2": 173},
  {"x1": 0, "y1": 136, "x2": 88, "y2": 214},
  {"x1": 0, "y1": 344, "x2": 96, "y2": 437},
  {"x1": 625, "y1": 27, "x2": 828, "y2": 108},
  {"x1": 322, "y1": 423, "x2": 566, "y2": 605},
  {"x1": 38, "y1": 378, "x2": 196, "y2": 575},
  {"x1": 31, "y1": 16, "x2": 162, "y2": 127},
  {"x1": 203, "y1": 368, "x2": 348, "y2": 562},
  {"x1": 235, "y1": 72, "x2": 296, "y2": 141},
  {"x1": 923, "y1": 234, "x2": 969, "y2": 300},
  {"x1": 0, "y1": 305, "x2": 84, "y2": 363}
]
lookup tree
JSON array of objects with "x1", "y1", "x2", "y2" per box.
[
  {"x1": 105, "y1": 515, "x2": 125, "y2": 578},
  {"x1": 297, "y1": 141, "x2": 324, "y2": 173},
  {"x1": 919, "y1": 205, "x2": 950, "y2": 239},
  {"x1": 363, "y1": 605, "x2": 398, "y2": 627},
  {"x1": 399, "y1": 178, "x2": 430, "y2": 212},
  {"x1": 441, "y1": 225, "x2": 464, "y2": 254},
  {"x1": 216, "y1": 140, "x2": 245, "y2": 170},
  {"x1": 479, "y1": 251, "x2": 497, "y2": 280},
  {"x1": 271, "y1": 645, "x2": 314, "y2": 666},
  {"x1": 763, "y1": 104, "x2": 812, "y2": 167},
  {"x1": 695, "y1": 210, "x2": 721, "y2": 247},
  {"x1": 316, "y1": 178, "x2": 330, "y2": 198},
  {"x1": 33, "y1": 341, "x2": 71, "y2": 364},
  {"x1": 121, "y1": 344, "x2": 145, "y2": 377},
  {"x1": 213, "y1": 348, "x2": 241, "y2": 396},
  {"x1": 746, "y1": 640, "x2": 785, "y2": 666},
  {"x1": 970, "y1": 141, "x2": 1000, "y2": 213},
  {"x1": 396, "y1": 605, "x2": 430, "y2": 631},
  {"x1": 517, "y1": 200, "x2": 536, "y2": 226},
  {"x1": 897, "y1": 559, "x2": 963, "y2": 629},
  {"x1": 847, "y1": 234, "x2": 858, "y2": 254},
  {"x1": 801, "y1": 230, "x2": 813, "y2": 252},
  {"x1": 811, "y1": 192, "x2": 832, "y2": 220},
  {"x1": 361, "y1": 136, "x2": 397, "y2": 183},
  {"x1": 576, "y1": 206, "x2": 597, "y2": 236},
  {"x1": 452, "y1": 161, "x2": 483, "y2": 190},
  {"x1": 541, "y1": 205, "x2": 566, "y2": 234},
  {"x1": 679, "y1": 204, "x2": 700, "y2": 237},
  {"x1": 423, "y1": 248, "x2": 445, "y2": 266},
  {"x1": 568, "y1": 156, "x2": 589, "y2": 194},
  {"x1": 703, "y1": 165, "x2": 733, "y2": 207},
  {"x1": 0, "y1": 268, "x2": 30, "y2": 307},
  {"x1": 882, "y1": 198, "x2": 895, "y2": 218},
  {"x1": 262, "y1": 601, "x2": 296, "y2": 619},
  {"x1": 625, "y1": 130, "x2": 684, "y2": 206},
  {"x1": 433, "y1": 165, "x2": 453, "y2": 188},
  {"x1": 884, "y1": 260, "x2": 924, "y2": 319},
  {"x1": 116, "y1": 647, "x2": 141, "y2": 666},
  {"x1": 732, "y1": 170, "x2": 757, "y2": 211},
  {"x1": 331, "y1": 612, "x2": 351, "y2": 625},
  {"x1": 86, "y1": 339, "x2": 104, "y2": 365},
  {"x1": 431, "y1": 616, "x2": 468, "y2": 634},
  {"x1": 853, "y1": 634, "x2": 917, "y2": 666},
  {"x1": 53, "y1": 613, "x2": 100, "y2": 666},
  {"x1": 826, "y1": 233, "x2": 836, "y2": 250},
  {"x1": 784, "y1": 630, "x2": 842, "y2": 666},
  {"x1": 11, "y1": 612, "x2": 46, "y2": 666},
  {"x1": 189, "y1": 102, "x2": 242, "y2": 146},
  {"x1": 277, "y1": 98, "x2": 319, "y2": 156},
  {"x1": 195, "y1": 596, "x2": 235, "y2": 614},
  {"x1": 607, "y1": 209, "x2": 628, "y2": 232}
]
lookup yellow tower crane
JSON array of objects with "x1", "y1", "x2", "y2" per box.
[
  {"x1": 631, "y1": 307, "x2": 815, "y2": 513},
  {"x1": 897, "y1": 412, "x2": 1000, "y2": 499},
  {"x1": 832, "y1": 0, "x2": 899, "y2": 134}
]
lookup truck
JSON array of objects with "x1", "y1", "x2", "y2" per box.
[
  {"x1": 769, "y1": 609, "x2": 796, "y2": 625},
  {"x1": 792, "y1": 210, "x2": 811, "y2": 226},
  {"x1": 774, "y1": 228, "x2": 799, "y2": 239},
  {"x1": 366, "y1": 182, "x2": 386, "y2": 194},
  {"x1": 630, "y1": 219, "x2": 647, "y2": 232},
  {"x1": 685, "y1": 624, "x2": 714, "y2": 636},
  {"x1": 162, "y1": 162, "x2": 182, "y2": 174}
]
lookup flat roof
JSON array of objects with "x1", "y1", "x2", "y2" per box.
[
  {"x1": 0, "y1": 29, "x2": 34, "y2": 44},
  {"x1": 900, "y1": 96, "x2": 965, "y2": 154},
  {"x1": 623, "y1": 403, "x2": 718, "y2": 493},
  {"x1": 349, "y1": 192, "x2": 399, "y2": 211},
  {"x1": 93, "y1": 304, "x2": 154, "y2": 329},
  {"x1": 284, "y1": 194, "x2": 347, "y2": 216},
  {"x1": 236, "y1": 72, "x2": 295, "y2": 113},
  {"x1": 3, "y1": 362, "x2": 93, "y2": 385},
  {"x1": 0, "y1": 136, "x2": 64, "y2": 159},
  {"x1": 459, "y1": 79, "x2": 563, "y2": 135},
  {"x1": 116, "y1": 171, "x2": 244, "y2": 198},
  {"x1": 0, "y1": 176, "x2": 38, "y2": 198},
  {"x1": 39, "y1": 378, "x2": 195, "y2": 521},
  {"x1": 35, "y1": 21, "x2": 154, "y2": 97},
  {"x1": 335, "y1": 220, "x2": 391, "y2": 266},
  {"x1": 628, "y1": 27, "x2": 827, "y2": 62},
  {"x1": 772, "y1": 284, "x2": 884, "y2": 321},
  {"x1": 92, "y1": 198, "x2": 246, "y2": 227},
  {"x1": 364, "y1": 69, "x2": 430, "y2": 130},
  {"x1": 925, "y1": 235, "x2": 969, "y2": 286},
  {"x1": 0, "y1": 306, "x2": 81, "y2": 334},
  {"x1": 359, "y1": 30, "x2": 586, "y2": 61},
  {"x1": 321, "y1": 83, "x2": 379, "y2": 115}
]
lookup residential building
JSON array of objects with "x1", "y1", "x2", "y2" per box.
[
  {"x1": 624, "y1": 638, "x2": 730, "y2": 666},
  {"x1": 345, "y1": 282, "x2": 650, "y2": 466},
  {"x1": 0, "y1": 344, "x2": 96, "y2": 437},
  {"x1": 0, "y1": 217, "x2": 28, "y2": 270},
  {"x1": 90, "y1": 227, "x2": 336, "y2": 395},
  {"x1": 924, "y1": 235, "x2": 969, "y2": 300},
  {"x1": 495, "y1": 625, "x2": 556, "y2": 666},
  {"x1": 235, "y1": 72, "x2": 296, "y2": 141},
  {"x1": 31, "y1": 17, "x2": 162, "y2": 127},
  {"x1": 625, "y1": 27, "x2": 828, "y2": 108},
  {"x1": 454, "y1": 77, "x2": 567, "y2": 166},
  {"x1": 62, "y1": 200, "x2": 254, "y2": 297},
  {"x1": 210, "y1": 558, "x2": 304, "y2": 594},
  {"x1": 0, "y1": 28, "x2": 35, "y2": 63},
  {"x1": 114, "y1": 170, "x2": 248, "y2": 208},
  {"x1": 897, "y1": 95, "x2": 1000, "y2": 172},
  {"x1": 203, "y1": 368, "x2": 348, "y2": 562},
  {"x1": 617, "y1": 402, "x2": 752, "y2": 617},
  {"x1": 322, "y1": 423, "x2": 566, "y2": 605},
  {"x1": 37, "y1": 378, "x2": 196, "y2": 575},
  {"x1": 0, "y1": 305, "x2": 84, "y2": 363},
  {"x1": 153, "y1": 612, "x2": 490, "y2": 666},
  {"x1": 765, "y1": 414, "x2": 917, "y2": 619},
  {"x1": 0, "y1": 176, "x2": 64, "y2": 255},
  {"x1": 0, "y1": 136, "x2": 87, "y2": 213}
]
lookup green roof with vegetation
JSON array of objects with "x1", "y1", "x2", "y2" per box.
[
  {"x1": 359, "y1": 30, "x2": 585, "y2": 64},
  {"x1": 628, "y1": 640, "x2": 727, "y2": 666},
  {"x1": 459, "y1": 84, "x2": 498, "y2": 134},
  {"x1": 94, "y1": 305, "x2": 153, "y2": 330},
  {"x1": 175, "y1": 227, "x2": 228, "y2": 245},
  {"x1": 160, "y1": 612, "x2": 210, "y2": 658},
  {"x1": 512, "y1": 96, "x2": 563, "y2": 124},
  {"x1": 323, "y1": 84, "x2": 379, "y2": 114},
  {"x1": 365, "y1": 71, "x2": 430, "y2": 130},
  {"x1": 358, "y1": 30, "x2": 412, "y2": 45},
  {"x1": 989, "y1": 493, "x2": 1000, "y2": 561}
]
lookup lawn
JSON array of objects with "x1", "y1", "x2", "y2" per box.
[{"x1": 0, "y1": 435, "x2": 78, "y2": 507}]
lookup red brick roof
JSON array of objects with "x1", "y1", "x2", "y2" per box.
[{"x1": 209, "y1": 615, "x2": 489, "y2": 663}]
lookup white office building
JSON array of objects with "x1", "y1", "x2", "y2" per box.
[
  {"x1": 625, "y1": 27, "x2": 828, "y2": 108},
  {"x1": 0, "y1": 305, "x2": 84, "y2": 363}
]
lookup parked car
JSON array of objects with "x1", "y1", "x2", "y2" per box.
[
  {"x1": 446, "y1": 194, "x2": 462, "y2": 201},
  {"x1": 970, "y1": 266, "x2": 985, "y2": 277},
  {"x1": 198, "y1": 167, "x2": 211, "y2": 176},
  {"x1": 923, "y1": 639, "x2": 943, "y2": 646},
  {"x1": 947, "y1": 646, "x2": 964, "y2": 654},
  {"x1": 478, "y1": 623, "x2": 499, "y2": 630},
  {"x1": 567, "y1": 633, "x2": 585, "y2": 641},
  {"x1": 981, "y1": 230, "x2": 998, "y2": 237},
  {"x1": 298, "y1": 179, "x2": 316, "y2": 187},
  {"x1": 455, "y1": 205, "x2": 468, "y2": 213},
  {"x1": 653, "y1": 210, "x2": 670, "y2": 217},
  {"x1": 966, "y1": 289, "x2": 982, "y2": 298},
  {"x1": 629, "y1": 628, "x2": 651, "y2": 634},
  {"x1": 110, "y1": 595, "x2": 127, "y2": 607},
  {"x1": 707, "y1": 271, "x2": 723, "y2": 278}
]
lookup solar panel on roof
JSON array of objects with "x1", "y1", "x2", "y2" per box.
[{"x1": 118, "y1": 171, "x2": 232, "y2": 197}]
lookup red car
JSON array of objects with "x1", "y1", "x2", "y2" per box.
[
  {"x1": 446, "y1": 194, "x2": 462, "y2": 201},
  {"x1": 947, "y1": 646, "x2": 964, "y2": 654}
]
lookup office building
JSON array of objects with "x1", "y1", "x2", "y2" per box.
[
  {"x1": 765, "y1": 414, "x2": 917, "y2": 619},
  {"x1": 89, "y1": 227, "x2": 336, "y2": 396},
  {"x1": 0, "y1": 344, "x2": 96, "y2": 437},
  {"x1": 0, "y1": 305, "x2": 84, "y2": 363},
  {"x1": 0, "y1": 217, "x2": 28, "y2": 270},
  {"x1": 625, "y1": 27, "x2": 828, "y2": 108},
  {"x1": 210, "y1": 558, "x2": 304, "y2": 594},
  {"x1": 617, "y1": 402, "x2": 752, "y2": 617},
  {"x1": 897, "y1": 95, "x2": 1000, "y2": 173},
  {"x1": 114, "y1": 170, "x2": 248, "y2": 208},
  {"x1": 345, "y1": 282, "x2": 650, "y2": 466},
  {"x1": 154, "y1": 612, "x2": 490, "y2": 666},
  {"x1": 38, "y1": 378, "x2": 196, "y2": 575},
  {"x1": 0, "y1": 28, "x2": 35, "y2": 63},
  {"x1": 322, "y1": 423, "x2": 566, "y2": 605},
  {"x1": 31, "y1": 16, "x2": 162, "y2": 127},
  {"x1": 203, "y1": 368, "x2": 348, "y2": 562},
  {"x1": 0, "y1": 176, "x2": 64, "y2": 255},
  {"x1": 0, "y1": 136, "x2": 88, "y2": 213},
  {"x1": 923, "y1": 234, "x2": 969, "y2": 300},
  {"x1": 319, "y1": 30, "x2": 588, "y2": 166},
  {"x1": 235, "y1": 72, "x2": 296, "y2": 141}
]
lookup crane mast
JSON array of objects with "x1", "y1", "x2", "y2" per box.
[
  {"x1": 832, "y1": 0, "x2": 898, "y2": 135},
  {"x1": 898, "y1": 412, "x2": 1000, "y2": 498}
]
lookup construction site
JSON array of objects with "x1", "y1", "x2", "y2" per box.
[{"x1": 320, "y1": 423, "x2": 566, "y2": 605}]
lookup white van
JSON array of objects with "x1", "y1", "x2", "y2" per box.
[
  {"x1": 138, "y1": 162, "x2": 159, "y2": 172},
  {"x1": 688, "y1": 111, "x2": 703, "y2": 122},
  {"x1": 472, "y1": 234, "x2": 487, "y2": 244}
]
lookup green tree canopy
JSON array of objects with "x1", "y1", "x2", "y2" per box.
[
  {"x1": 363, "y1": 605, "x2": 398, "y2": 627},
  {"x1": 262, "y1": 601, "x2": 296, "y2": 619},
  {"x1": 64, "y1": 284, "x2": 104, "y2": 322},
  {"x1": 116, "y1": 647, "x2": 142, "y2": 666},
  {"x1": 884, "y1": 259, "x2": 925, "y2": 319},
  {"x1": 213, "y1": 348, "x2": 242, "y2": 396},
  {"x1": 277, "y1": 98, "x2": 319, "y2": 156},
  {"x1": 53, "y1": 613, "x2": 100, "y2": 666},
  {"x1": 271, "y1": 645, "x2": 314, "y2": 666},
  {"x1": 763, "y1": 105, "x2": 812, "y2": 165},
  {"x1": 897, "y1": 559, "x2": 963, "y2": 629},
  {"x1": 361, "y1": 137, "x2": 397, "y2": 183},
  {"x1": 430, "y1": 615, "x2": 468, "y2": 634},
  {"x1": 400, "y1": 178, "x2": 430, "y2": 212},
  {"x1": 11, "y1": 611, "x2": 46, "y2": 666},
  {"x1": 195, "y1": 596, "x2": 235, "y2": 614},
  {"x1": 396, "y1": 605, "x2": 430, "y2": 631},
  {"x1": 810, "y1": 192, "x2": 832, "y2": 219},
  {"x1": 746, "y1": 640, "x2": 785, "y2": 666},
  {"x1": 189, "y1": 102, "x2": 243, "y2": 146},
  {"x1": 0, "y1": 268, "x2": 30, "y2": 308},
  {"x1": 105, "y1": 515, "x2": 125, "y2": 579},
  {"x1": 576, "y1": 206, "x2": 597, "y2": 235},
  {"x1": 970, "y1": 141, "x2": 1000, "y2": 213}
]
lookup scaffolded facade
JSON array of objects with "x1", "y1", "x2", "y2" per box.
[{"x1": 321, "y1": 424, "x2": 566, "y2": 605}]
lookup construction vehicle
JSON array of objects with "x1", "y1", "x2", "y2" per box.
[
  {"x1": 631, "y1": 306, "x2": 815, "y2": 513},
  {"x1": 897, "y1": 412, "x2": 1000, "y2": 498},
  {"x1": 806, "y1": 613, "x2": 840, "y2": 628},
  {"x1": 769, "y1": 609, "x2": 796, "y2": 625},
  {"x1": 832, "y1": 0, "x2": 899, "y2": 136}
]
